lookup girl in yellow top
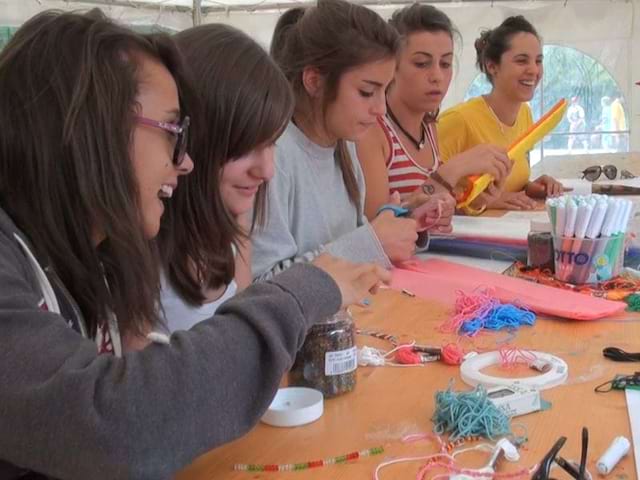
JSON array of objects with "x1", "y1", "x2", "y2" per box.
[{"x1": 438, "y1": 15, "x2": 564, "y2": 210}]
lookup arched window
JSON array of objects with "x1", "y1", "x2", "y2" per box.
[{"x1": 465, "y1": 44, "x2": 629, "y2": 166}]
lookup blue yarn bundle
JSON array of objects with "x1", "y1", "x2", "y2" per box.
[
  {"x1": 459, "y1": 304, "x2": 535, "y2": 336},
  {"x1": 432, "y1": 384, "x2": 511, "y2": 441}
]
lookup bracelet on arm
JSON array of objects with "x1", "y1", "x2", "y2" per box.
[
  {"x1": 429, "y1": 170, "x2": 455, "y2": 194},
  {"x1": 429, "y1": 171, "x2": 467, "y2": 203}
]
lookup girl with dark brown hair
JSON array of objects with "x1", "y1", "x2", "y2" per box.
[
  {"x1": 356, "y1": 3, "x2": 508, "y2": 219},
  {"x1": 0, "y1": 9, "x2": 387, "y2": 479},
  {"x1": 252, "y1": 0, "x2": 424, "y2": 280},
  {"x1": 156, "y1": 24, "x2": 294, "y2": 331}
]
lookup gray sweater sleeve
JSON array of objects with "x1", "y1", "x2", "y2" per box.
[
  {"x1": 0, "y1": 232, "x2": 341, "y2": 479},
  {"x1": 252, "y1": 137, "x2": 391, "y2": 281}
]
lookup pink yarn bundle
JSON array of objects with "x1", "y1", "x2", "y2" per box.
[{"x1": 440, "y1": 288, "x2": 499, "y2": 335}]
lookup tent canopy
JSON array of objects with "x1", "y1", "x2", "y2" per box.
[
  {"x1": 40, "y1": 0, "x2": 592, "y2": 14},
  {"x1": 0, "y1": 0, "x2": 638, "y2": 153}
]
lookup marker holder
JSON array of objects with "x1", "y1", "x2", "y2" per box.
[{"x1": 552, "y1": 234, "x2": 625, "y2": 285}]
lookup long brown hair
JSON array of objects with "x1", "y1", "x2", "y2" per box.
[
  {"x1": 0, "y1": 9, "x2": 190, "y2": 337},
  {"x1": 273, "y1": 0, "x2": 399, "y2": 209},
  {"x1": 160, "y1": 24, "x2": 294, "y2": 305},
  {"x1": 389, "y1": 3, "x2": 459, "y2": 41}
]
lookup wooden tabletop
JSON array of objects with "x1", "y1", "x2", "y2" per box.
[{"x1": 177, "y1": 288, "x2": 640, "y2": 480}]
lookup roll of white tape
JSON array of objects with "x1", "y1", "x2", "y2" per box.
[
  {"x1": 261, "y1": 387, "x2": 324, "y2": 427},
  {"x1": 460, "y1": 351, "x2": 568, "y2": 390},
  {"x1": 597, "y1": 436, "x2": 630, "y2": 475}
]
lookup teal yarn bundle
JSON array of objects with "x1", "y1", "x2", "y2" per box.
[{"x1": 432, "y1": 383, "x2": 511, "y2": 441}]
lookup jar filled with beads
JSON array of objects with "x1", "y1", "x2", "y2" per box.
[
  {"x1": 289, "y1": 310, "x2": 357, "y2": 398},
  {"x1": 527, "y1": 220, "x2": 554, "y2": 272}
]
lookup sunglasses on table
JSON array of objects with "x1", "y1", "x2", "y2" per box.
[
  {"x1": 135, "y1": 115, "x2": 190, "y2": 167},
  {"x1": 532, "y1": 427, "x2": 589, "y2": 480},
  {"x1": 580, "y1": 165, "x2": 636, "y2": 181}
]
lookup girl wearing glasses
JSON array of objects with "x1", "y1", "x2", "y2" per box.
[
  {"x1": 356, "y1": 3, "x2": 511, "y2": 219},
  {"x1": 0, "y1": 10, "x2": 387, "y2": 479},
  {"x1": 153, "y1": 24, "x2": 293, "y2": 332},
  {"x1": 437, "y1": 16, "x2": 565, "y2": 210},
  {"x1": 252, "y1": 0, "x2": 445, "y2": 280}
]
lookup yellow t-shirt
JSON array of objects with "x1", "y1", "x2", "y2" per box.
[{"x1": 436, "y1": 96, "x2": 533, "y2": 193}]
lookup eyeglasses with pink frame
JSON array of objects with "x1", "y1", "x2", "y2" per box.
[{"x1": 135, "y1": 115, "x2": 190, "y2": 166}]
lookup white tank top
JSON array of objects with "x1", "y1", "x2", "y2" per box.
[{"x1": 159, "y1": 272, "x2": 238, "y2": 332}]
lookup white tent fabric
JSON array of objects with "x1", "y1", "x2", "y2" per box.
[{"x1": 0, "y1": 0, "x2": 638, "y2": 149}]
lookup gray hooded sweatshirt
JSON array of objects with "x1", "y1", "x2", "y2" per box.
[{"x1": 0, "y1": 206, "x2": 341, "y2": 479}]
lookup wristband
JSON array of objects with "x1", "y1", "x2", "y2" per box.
[
  {"x1": 429, "y1": 171, "x2": 454, "y2": 194},
  {"x1": 429, "y1": 171, "x2": 466, "y2": 202}
]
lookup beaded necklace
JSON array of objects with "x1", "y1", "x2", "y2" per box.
[
  {"x1": 482, "y1": 95, "x2": 519, "y2": 138},
  {"x1": 386, "y1": 102, "x2": 427, "y2": 150}
]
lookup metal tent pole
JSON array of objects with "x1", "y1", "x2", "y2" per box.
[{"x1": 193, "y1": 0, "x2": 202, "y2": 25}]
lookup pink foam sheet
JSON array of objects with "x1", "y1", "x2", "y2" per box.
[{"x1": 391, "y1": 259, "x2": 626, "y2": 321}]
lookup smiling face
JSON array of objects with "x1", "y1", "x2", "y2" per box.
[
  {"x1": 131, "y1": 54, "x2": 194, "y2": 238},
  {"x1": 394, "y1": 30, "x2": 453, "y2": 112},
  {"x1": 323, "y1": 57, "x2": 396, "y2": 142},
  {"x1": 488, "y1": 32, "x2": 543, "y2": 103},
  {"x1": 219, "y1": 144, "x2": 275, "y2": 217}
]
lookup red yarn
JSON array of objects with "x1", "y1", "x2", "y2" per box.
[
  {"x1": 441, "y1": 343, "x2": 465, "y2": 365},
  {"x1": 395, "y1": 346, "x2": 423, "y2": 365}
]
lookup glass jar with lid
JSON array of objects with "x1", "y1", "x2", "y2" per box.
[{"x1": 289, "y1": 309, "x2": 357, "y2": 398}]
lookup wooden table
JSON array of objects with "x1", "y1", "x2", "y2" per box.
[{"x1": 177, "y1": 288, "x2": 640, "y2": 480}]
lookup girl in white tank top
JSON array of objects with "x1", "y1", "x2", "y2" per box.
[{"x1": 154, "y1": 25, "x2": 294, "y2": 333}]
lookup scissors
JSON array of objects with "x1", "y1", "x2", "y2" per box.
[{"x1": 532, "y1": 427, "x2": 589, "y2": 479}]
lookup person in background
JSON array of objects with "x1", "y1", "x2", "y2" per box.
[
  {"x1": 356, "y1": 3, "x2": 509, "y2": 220},
  {"x1": 0, "y1": 10, "x2": 387, "y2": 479},
  {"x1": 437, "y1": 15, "x2": 564, "y2": 210},
  {"x1": 611, "y1": 95, "x2": 627, "y2": 150},
  {"x1": 253, "y1": 0, "x2": 448, "y2": 281},
  {"x1": 567, "y1": 96, "x2": 587, "y2": 152},
  {"x1": 155, "y1": 24, "x2": 294, "y2": 333},
  {"x1": 599, "y1": 95, "x2": 613, "y2": 150}
]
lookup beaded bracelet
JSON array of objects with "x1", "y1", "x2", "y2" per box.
[
  {"x1": 356, "y1": 328, "x2": 399, "y2": 346},
  {"x1": 234, "y1": 446, "x2": 384, "y2": 472},
  {"x1": 444, "y1": 435, "x2": 482, "y2": 454}
]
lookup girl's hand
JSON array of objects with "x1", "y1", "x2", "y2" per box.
[
  {"x1": 408, "y1": 192, "x2": 455, "y2": 234},
  {"x1": 312, "y1": 255, "x2": 391, "y2": 308},
  {"x1": 526, "y1": 175, "x2": 568, "y2": 198}
]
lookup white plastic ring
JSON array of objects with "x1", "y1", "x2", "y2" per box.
[{"x1": 460, "y1": 351, "x2": 568, "y2": 390}]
